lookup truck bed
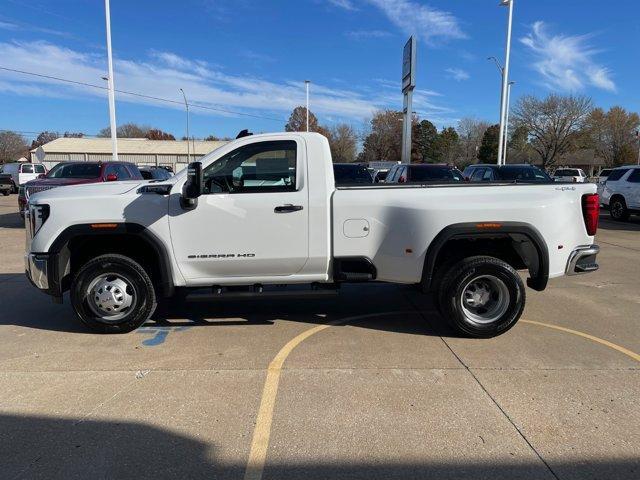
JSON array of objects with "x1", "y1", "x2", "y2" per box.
[{"x1": 332, "y1": 182, "x2": 596, "y2": 284}]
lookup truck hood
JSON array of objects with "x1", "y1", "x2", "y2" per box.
[
  {"x1": 25, "y1": 177, "x2": 100, "y2": 188},
  {"x1": 29, "y1": 180, "x2": 145, "y2": 203}
]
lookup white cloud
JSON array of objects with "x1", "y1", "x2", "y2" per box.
[
  {"x1": 445, "y1": 68, "x2": 469, "y2": 81},
  {"x1": 520, "y1": 21, "x2": 616, "y2": 93},
  {"x1": 346, "y1": 30, "x2": 392, "y2": 40},
  {"x1": 328, "y1": 0, "x2": 358, "y2": 10},
  {"x1": 366, "y1": 0, "x2": 466, "y2": 43},
  {"x1": 0, "y1": 40, "x2": 454, "y2": 125}
]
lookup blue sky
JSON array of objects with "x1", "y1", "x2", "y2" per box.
[{"x1": 1, "y1": 0, "x2": 638, "y2": 141}]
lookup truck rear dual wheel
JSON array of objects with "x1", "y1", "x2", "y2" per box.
[
  {"x1": 437, "y1": 256, "x2": 525, "y2": 338},
  {"x1": 71, "y1": 254, "x2": 157, "y2": 333}
]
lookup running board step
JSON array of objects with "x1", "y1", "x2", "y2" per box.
[
  {"x1": 185, "y1": 286, "x2": 339, "y2": 302},
  {"x1": 335, "y1": 272, "x2": 374, "y2": 281}
]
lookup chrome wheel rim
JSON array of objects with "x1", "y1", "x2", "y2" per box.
[
  {"x1": 460, "y1": 274, "x2": 510, "y2": 325},
  {"x1": 86, "y1": 273, "x2": 136, "y2": 322}
]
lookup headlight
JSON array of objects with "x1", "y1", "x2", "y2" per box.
[{"x1": 28, "y1": 204, "x2": 50, "y2": 237}]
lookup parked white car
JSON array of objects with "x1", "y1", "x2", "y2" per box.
[
  {"x1": 601, "y1": 166, "x2": 640, "y2": 221},
  {"x1": 0, "y1": 162, "x2": 46, "y2": 192},
  {"x1": 25, "y1": 132, "x2": 600, "y2": 338},
  {"x1": 553, "y1": 168, "x2": 587, "y2": 183}
]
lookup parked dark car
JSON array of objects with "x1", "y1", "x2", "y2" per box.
[
  {"x1": 333, "y1": 163, "x2": 374, "y2": 185},
  {"x1": 385, "y1": 164, "x2": 464, "y2": 183},
  {"x1": 0, "y1": 172, "x2": 13, "y2": 196},
  {"x1": 462, "y1": 164, "x2": 553, "y2": 183},
  {"x1": 19, "y1": 161, "x2": 143, "y2": 216},
  {"x1": 139, "y1": 166, "x2": 173, "y2": 181}
]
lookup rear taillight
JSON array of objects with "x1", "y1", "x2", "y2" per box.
[{"x1": 582, "y1": 194, "x2": 599, "y2": 236}]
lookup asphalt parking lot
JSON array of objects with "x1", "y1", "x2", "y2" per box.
[{"x1": 0, "y1": 193, "x2": 638, "y2": 480}]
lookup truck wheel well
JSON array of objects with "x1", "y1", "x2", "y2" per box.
[
  {"x1": 610, "y1": 194, "x2": 626, "y2": 205},
  {"x1": 423, "y1": 223, "x2": 549, "y2": 292},
  {"x1": 52, "y1": 225, "x2": 174, "y2": 298}
]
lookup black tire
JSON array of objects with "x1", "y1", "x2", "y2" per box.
[
  {"x1": 2, "y1": 191, "x2": 9, "y2": 196},
  {"x1": 71, "y1": 254, "x2": 157, "y2": 333},
  {"x1": 437, "y1": 256, "x2": 525, "y2": 338},
  {"x1": 609, "y1": 197, "x2": 629, "y2": 221}
]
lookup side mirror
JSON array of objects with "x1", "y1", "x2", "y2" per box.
[
  {"x1": 105, "y1": 173, "x2": 118, "y2": 182},
  {"x1": 37, "y1": 173, "x2": 46, "y2": 179},
  {"x1": 181, "y1": 161, "x2": 202, "y2": 210}
]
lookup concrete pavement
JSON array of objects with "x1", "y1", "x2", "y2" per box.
[{"x1": 0, "y1": 194, "x2": 638, "y2": 479}]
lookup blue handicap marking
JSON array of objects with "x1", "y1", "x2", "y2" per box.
[{"x1": 136, "y1": 325, "x2": 191, "y2": 347}]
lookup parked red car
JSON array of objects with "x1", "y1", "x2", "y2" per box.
[{"x1": 19, "y1": 161, "x2": 143, "y2": 216}]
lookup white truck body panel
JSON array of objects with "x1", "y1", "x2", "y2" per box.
[{"x1": 28, "y1": 132, "x2": 596, "y2": 290}]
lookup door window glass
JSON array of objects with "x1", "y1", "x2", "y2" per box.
[
  {"x1": 21, "y1": 164, "x2": 34, "y2": 173},
  {"x1": 627, "y1": 169, "x2": 640, "y2": 183},
  {"x1": 470, "y1": 168, "x2": 485, "y2": 182},
  {"x1": 34, "y1": 164, "x2": 46, "y2": 173},
  {"x1": 202, "y1": 141, "x2": 297, "y2": 194},
  {"x1": 607, "y1": 169, "x2": 629, "y2": 182}
]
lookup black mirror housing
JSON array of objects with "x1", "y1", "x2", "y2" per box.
[{"x1": 181, "y1": 162, "x2": 203, "y2": 210}]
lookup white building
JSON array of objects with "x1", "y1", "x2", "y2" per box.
[{"x1": 31, "y1": 137, "x2": 228, "y2": 172}]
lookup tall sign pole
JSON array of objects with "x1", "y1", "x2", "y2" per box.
[
  {"x1": 497, "y1": 0, "x2": 514, "y2": 166},
  {"x1": 401, "y1": 36, "x2": 416, "y2": 164},
  {"x1": 104, "y1": 0, "x2": 118, "y2": 161}
]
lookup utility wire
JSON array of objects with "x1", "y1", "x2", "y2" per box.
[{"x1": 0, "y1": 66, "x2": 285, "y2": 123}]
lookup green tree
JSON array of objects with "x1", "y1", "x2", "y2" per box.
[
  {"x1": 477, "y1": 124, "x2": 500, "y2": 163},
  {"x1": 433, "y1": 126, "x2": 460, "y2": 164},
  {"x1": 98, "y1": 123, "x2": 151, "y2": 138},
  {"x1": 414, "y1": 119, "x2": 438, "y2": 162}
]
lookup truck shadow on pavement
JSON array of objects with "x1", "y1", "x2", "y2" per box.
[
  {"x1": 2, "y1": 413, "x2": 638, "y2": 480},
  {"x1": 0, "y1": 275, "x2": 461, "y2": 338}
]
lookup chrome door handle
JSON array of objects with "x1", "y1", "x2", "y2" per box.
[{"x1": 274, "y1": 204, "x2": 303, "y2": 213}]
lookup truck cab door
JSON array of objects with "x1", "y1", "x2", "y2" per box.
[{"x1": 168, "y1": 138, "x2": 309, "y2": 282}]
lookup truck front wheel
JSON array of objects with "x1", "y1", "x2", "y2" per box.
[
  {"x1": 437, "y1": 256, "x2": 525, "y2": 338},
  {"x1": 71, "y1": 254, "x2": 157, "y2": 333}
]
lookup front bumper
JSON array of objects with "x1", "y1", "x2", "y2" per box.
[
  {"x1": 25, "y1": 253, "x2": 49, "y2": 289},
  {"x1": 565, "y1": 245, "x2": 600, "y2": 275}
]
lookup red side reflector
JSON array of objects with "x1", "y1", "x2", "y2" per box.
[
  {"x1": 581, "y1": 194, "x2": 599, "y2": 236},
  {"x1": 90, "y1": 223, "x2": 118, "y2": 229}
]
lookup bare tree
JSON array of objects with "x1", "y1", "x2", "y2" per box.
[
  {"x1": 30, "y1": 131, "x2": 59, "y2": 149},
  {"x1": 512, "y1": 94, "x2": 593, "y2": 169},
  {"x1": 285, "y1": 106, "x2": 319, "y2": 132},
  {"x1": 0, "y1": 131, "x2": 29, "y2": 163},
  {"x1": 98, "y1": 123, "x2": 151, "y2": 138},
  {"x1": 585, "y1": 106, "x2": 640, "y2": 167},
  {"x1": 359, "y1": 110, "x2": 404, "y2": 163},
  {"x1": 327, "y1": 124, "x2": 357, "y2": 163},
  {"x1": 456, "y1": 117, "x2": 490, "y2": 167},
  {"x1": 145, "y1": 129, "x2": 176, "y2": 140}
]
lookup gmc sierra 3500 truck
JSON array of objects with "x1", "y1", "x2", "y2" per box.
[{"x1": 24, "y1": 132, "x2": 600, "y2": 337}]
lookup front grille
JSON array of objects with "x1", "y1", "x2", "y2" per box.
[{"x1": 26, "y1": 185, "x2": 54, "y2": 198}]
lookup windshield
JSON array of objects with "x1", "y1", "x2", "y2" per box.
[
  {"x1": 498, "y1": 166, "x2": 552, "y2": 182},
  {"x1": 410, "y1": 166, "x2": 463, "y2": 182},
  {"x1": 333, "y1": 164, "x2": 373, "y2": 185},
  {"x1": 47, "y1": 163, "x2": 101, "y2": 179}
]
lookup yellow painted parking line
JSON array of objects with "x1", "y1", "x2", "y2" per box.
[
  {"x1": 243, "y1": 311, "x2": 414, "y2": 480},
  {"x1": 521, "y1": 319, "x2": 640, "y2": 363}
]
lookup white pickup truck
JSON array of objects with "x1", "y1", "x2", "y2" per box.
[{"x1": 25, "y1": 132, "x2": 600, "y2": 337}]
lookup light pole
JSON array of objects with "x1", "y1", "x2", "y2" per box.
[
  {"x1": 497, "y1": 0, "x2": 514, "y2": 166},
  {"x1": 179, "y1": 88, "x2": 190, "y2": 164},
  {"x1": 304, "y1": 80, "x2": 310, "y2": 132},
  {"x1": 104, "y1": 0, "x2": 118, "y2": 161},
  {"x1": 488, "y1": 56, "x2": 505, "y2": 164},
  {"x1": 503, "y1": 81, "x2": 515, "y2": 164}
]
